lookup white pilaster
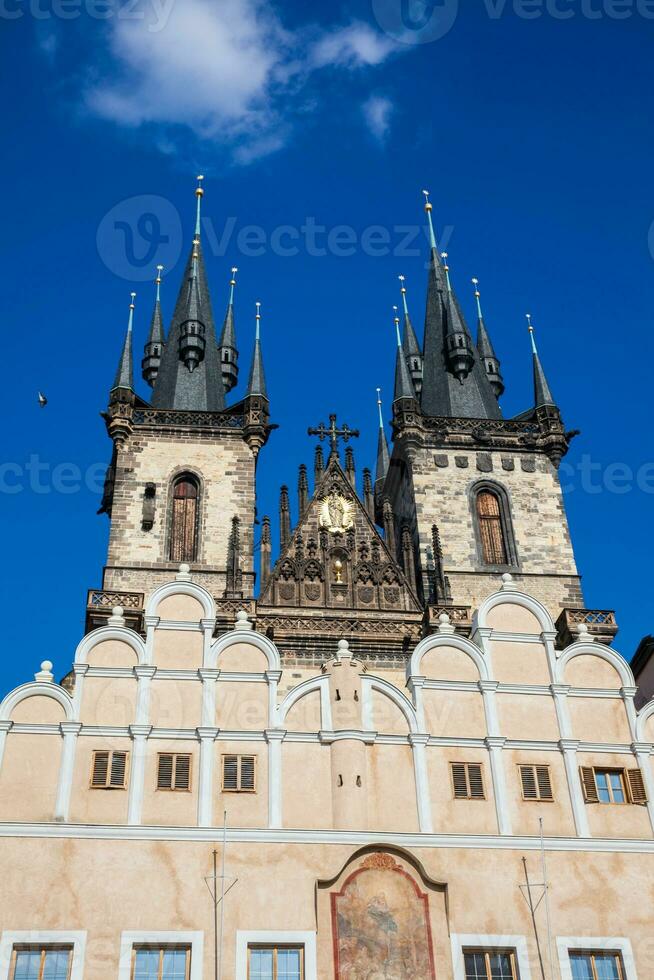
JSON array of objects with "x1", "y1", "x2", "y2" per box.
[
  {"x1": 143, "y1": 616, "x2": 160, "y2": 665},
  {"x1": 551, "y1": 684, "x2": 573, "y2": 739},
  {"x1": 198, "y1": 669, "x2": 219, "y2": 728},
  {"x1": 409, "y1": 734, "x2": 433, "y2": 833},
  {"x1": 265, "y1": 730, "x2": 285, "y2": 829},
  {"x1": 485, "y1": 736, "x2": 512, "y2": 835},
  {"x1": 622, "y1": 687, "x2": 639, "y2": 742},
  {"x1": 560, "y1": 738, "x2": 590, "y2": 838},
  {"x1": 127, "y1": 725, "x2": 152, "y2": 826},
  {"x1": 197, "y1": 727, "x2": 218, "y2": 827},
  {"x1": 71, "y1": 664, "x2": 89, "y2": 720},
  {"x1": 479, "y1": 680, "x2": 500, "y2": 737},
  {"x1": 632, "y1": 742, "x2": 654, "y2": 834},
  {"x1": 265, "y1": 671, "x2": 282, "y2": 729},
  {"x1": 200, "y1": 618, "x2": 215, "y2": 668},
  {"x1": 134, "y1": 666, "x2": 156, "y2": 726},
  {"x1": 408, "y1": 677, "x2": 427, "y2": 733},
  {"x1": 0, "y1": 720, "x2": 12, "y2": 774},
  {"x1": 54, "y1": 722, "x2": 82, "y2": 822}
]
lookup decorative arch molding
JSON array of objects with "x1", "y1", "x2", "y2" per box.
[
  {"x1": 145, "y1": 580, "x2": 216, "y2": 621},
  {"x1": 362, "y1": 675, "x2": 418, "y2": 733},
  {"x1": 276, "y1": 675, "x2": 330, "y2": 729},
  {"x1": 0, "y1": 682, "x2": 74, "y2": 722},
  {"x1": 209, "y1": 629, "x2": 281, "y2": 672},
  {"x1": 407, "y1": 633, "x2": 489, "y2": 683},
  {"x1": 316, "y1": 843, "x2": 448, "y2": 893},
  {"x1": 473, "y1": 588, "x2": 556, "y2": 636},
  {"x1": 74, "y1": 626, "x2": 146, "y2": 666},
  {"x1": 636, "y1": 699, "x2": 654, "y2": 742},
  {"x1": 557, "y1": 641, "x2": 634, "y2": 689}
]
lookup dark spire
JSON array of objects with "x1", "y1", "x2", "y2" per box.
[
  {"x1": 472, "y1": 277, "x2": 504, "y2": 399},
  {"x1": 247, "y1": 301, "x2": 268, "y2": 398},
  {"x1": 298, "y1": 464, "x2": 309, "y2": 518},
  {"x1": 442, "y1": 252, "x2": 475, "y2": 384},
  {"x1": 419, "y1": 190, "x2": 502, "y2": 421},
  {"x1": 279, "y1": 485, "x2": 291, "y2": 551},
  {"x1": 178, "y1": 238, "x2": 206, "y2": 373},
  {"x1": 398, "y1": 275, "x2": 423, "y2": 396},
  {"x1": 375, "y1": 388, "x2": 390, "y2": 492},
  {"x1": 150, "y1": 177, "x2": 226, "y2": 411},
  {"x1": 260, "y1": 516, "x2": 271, "y2": 589},
  {"x1": 219, "y1": 266, "x2": 239, "y2": 393},
  {"x1": 363, "y1": 468, "x2": 375, "y2": 521},
  {"x1": 393, "y1": 308, "x2": 417, "y2": 402},
  {"x1": 314, "y1": 445, "x2": 324, "y2": 489},
  {"x1": 112, "y1": 292, "x2": 136, "y2": 393},
  {"x1": 345, "y1": 447, "x2": 356, "y2": 487},
  {"x1": 142, "y1": 266, "x2": 165, "y2": 387},
  {"x1": 528, "y1": 314, "x2": 556, "y2": 407}
]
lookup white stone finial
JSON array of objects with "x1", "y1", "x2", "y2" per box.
[
  {"x1": 35, "y1": 660, "x2": 54, "y2": 683},
  {"x1": 176, "y1": 563, "x2": 192, "y2": 582},
  {"x1": 575, "y1": 622, "x2": 593, "y2": 642},
  {"x1": 234, "y1": 609, "x2": 253, "y2": 631},
  {"x1": 501, "y1": 573, "x2": 516, "y2": 592},
  {"x1": 337, "y1": 639, "x2": 350, "y2": 653},
  {"x1": 108, "y1": 605, "x2": 126, "y2": 627},
  {"x1": 438, "y1": 612, "x2": 455, "y2": 635}
]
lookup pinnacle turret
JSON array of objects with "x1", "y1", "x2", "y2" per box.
[
  {"x1": 527, "y1": 314, "x2": 556, "y2": 408},
  {"x1": 375, "y1": 388, "x2": 390, "y2": 495},
  {"x1": 398, "y1": 275, "x2": 423, "y2": 395},
  {"x1": 142, "y1": 266, "x2": 165, "y2": 387},
  {"x1": 219, "y1": 266, "x2": 239, "y2": 393},
  {"x1": 112, "y1": 292, "x2": 136, "y2": 393},
  {"x1": 246, "y1": 302, "x2": 268, "y2": 398},
  {"x1": 178, "y1": 238, "x2": 206, "y2": 373},
  {"x1": 393, "y1": 307, "x2": 417, "y2": 403},
  {"x1": 472, "y1": 277, "x2": 504, "y2": 399}
]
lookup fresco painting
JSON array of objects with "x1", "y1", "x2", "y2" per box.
[{"x1": 331, "y1": 853, "x2": 436, "y2": 980}]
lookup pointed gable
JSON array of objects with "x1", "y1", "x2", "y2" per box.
[{"x1": 259, "y1": 456, "x2": 421, "y2": 614}]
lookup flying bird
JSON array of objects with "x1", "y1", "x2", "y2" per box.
[{"x1": 38, "y1": 392, "x2": 48, "y2": 408}]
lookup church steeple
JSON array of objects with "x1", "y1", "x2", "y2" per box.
[
  {"x1": 393, "y1": 307, "x2": 417, "y2": 403},
  {"x1": 398, "y1": 275, "x2": 423, "y2": 395},
  {"x1": 218, "y1": 266, "x2": 239, "y2": 393},
  {"x1": 150, "y1": 178, "x2": 227, "y2": 411},
  {"x1": 472, "y1": 277, "x2": 504, "y2": 399},
  {"x1": 112, "y1": 292, "x2": 135, "y2": 394},
  {"x1": 246, "y1": 301, "x2": 267, "y2": 398},
  {"x1": 141, "y1": 266, "x2": 165, "y2": 387},
  {"x1": 419, "y1": 191, "x2": 502, "y2": 420},
  {"x1": 527, "y1": 314, "x2": 556, "y2": 408}
]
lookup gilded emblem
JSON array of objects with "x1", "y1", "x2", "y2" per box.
[{"x1": 319, "y1": 489, "x2": 353, "y2": 533}]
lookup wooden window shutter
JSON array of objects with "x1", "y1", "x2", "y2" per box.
[
  {"x1": 157, "y1": 754, "x2": 174, "y2": 790},
  {"x1": 477, "y1": 491, "x2": 508, "y2": 565},
  {"x1": 536, "y1": 766, "x2": 553, "y2": 801},
  {"x1": 170, "y1": 477, "x2": 199, "y2": 563},
  {"x1": 91, "y1": 751, "x2": 109, "y2": 788},
  {"x1": 175, "y1": 754, "x2": 191, "y2": 791},
  {"x1": 109, "y1": 751, "x2": 127, "y2": 788},
  {"x1": 451, "y1": 763, "x2": 469, "y2": 799},
  {"x1": 223, "y1": 756, "x2": 239, "y2": 791},
  {"x1": 520, "y1": 765, "x2": 539, "y2": 800},
  {"x1": 580, "y1": 766, "x2": 599, "y2": 803},
  {"x1": 240, "y1": 756, "x2": 256, "y2": 791},
  {"x1": 626, "y1": 769, "x2": 648, "y2": 805},
  {"x1": 468, "y1": 764, "x2": 485, "y2": 799}
]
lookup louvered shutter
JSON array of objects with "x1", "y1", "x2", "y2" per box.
[
  {"x1": 109, "y1": 751, "x2": 127, "y2": 788},
  {"x1": 175, "y1": 755, "x2": 191, "y2": 791},
  {"x1": 536, "y1": 766, "x2": 553, "y2": 801},
  {"x1": 468, "y1": 764, "x2": 485, "y2": 799},
  {"x1": 520, "y1": 765, "x2": 539, "y2": 800},
  {"x1": 240, "y1": 756, "x2": 256, "y2": 791},
  {"x1": 223, "y1": 756, "x2": 239, "y2": 791},
  {"x1": 91, "y1": 751, "x2": 109, "y2": 788},
  {"x1": 158, "y1": 754, "x2": 174, "y2": 790},
  {"x1": 451, "y1": 763, "x2": 469, "y2": 799},
  {"x1": 627, "y1": 769, "x2": 648, "y2": 805},
  {"x1": 580, "y1": 766, "x2": 599, "y2": 803}
]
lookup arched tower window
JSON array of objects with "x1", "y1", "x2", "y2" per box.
[
  {"x1": 170, "y1": 474, "x2": 199, "y2": 563},
  {"x1": 477, "y1": 490, "x2": 507, "y2": 565},
  {"x1": 471, "y1": 482, "x2": 518, "y2": 569}
]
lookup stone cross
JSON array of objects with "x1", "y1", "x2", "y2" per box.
[{"x1": 308, "y1": 414, "x2": 360, "y2": 457}]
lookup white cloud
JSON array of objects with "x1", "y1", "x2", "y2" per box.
[
  {"x1": 82, "y1": 0, "x2": 403, "y2": 162},
  {"x1": 362, "y1": 95, "x2": 394, "y2": 143}
]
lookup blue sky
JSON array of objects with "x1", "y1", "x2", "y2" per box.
[{"x1": 0, "y1": 0, "x2": 653, "y2": 694}]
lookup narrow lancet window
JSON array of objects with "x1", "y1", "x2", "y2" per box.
[
  {"x1": 170, "y1": 475, "x2": 199, "y2": 563},
  {"x1": 476, "y1": 490, "x2": 507, "y2": 566}
]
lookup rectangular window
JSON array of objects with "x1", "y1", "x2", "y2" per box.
[
  {"x1": 580, "y1": 767, "x2": 647, "y2": 805},
  {"x1": 248, "y1": 945, "x2": 303, "y2": 980},
  {"x1": 519, "y1": 764, "x2": 553, "y2": 801},
  {"x1": 91, "y1": 750, "x2": 128, "y2": 789},
  {"x1": 569, "y1": 951, "x2": 624, "y2": 980},
  {"x1": 222, "y1": 755, "x2": 256, "y2": 793},
  {"x1": 132, "y1": 945, "x2": 191, "y2": 980},
  {"x1": 451, "y1": 763, "x2": 485, "y2": 800},
  {"x1": 464, "y1": 949, "x2": 518, "y2": 980},
  {"x1": 157, "y1": 754, "x2": 192, "y2": 792},
  {"x1": 11, "y1": 946, "x2": 72, "y2": 980}
]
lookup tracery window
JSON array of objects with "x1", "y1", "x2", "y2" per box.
[{"x1": 169, "y1": 475, "x2": 199, "y2": 563}]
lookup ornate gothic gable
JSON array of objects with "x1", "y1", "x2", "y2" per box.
[{"x1": 259, "y1": 457, "x2": 421, "y2": 615}]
